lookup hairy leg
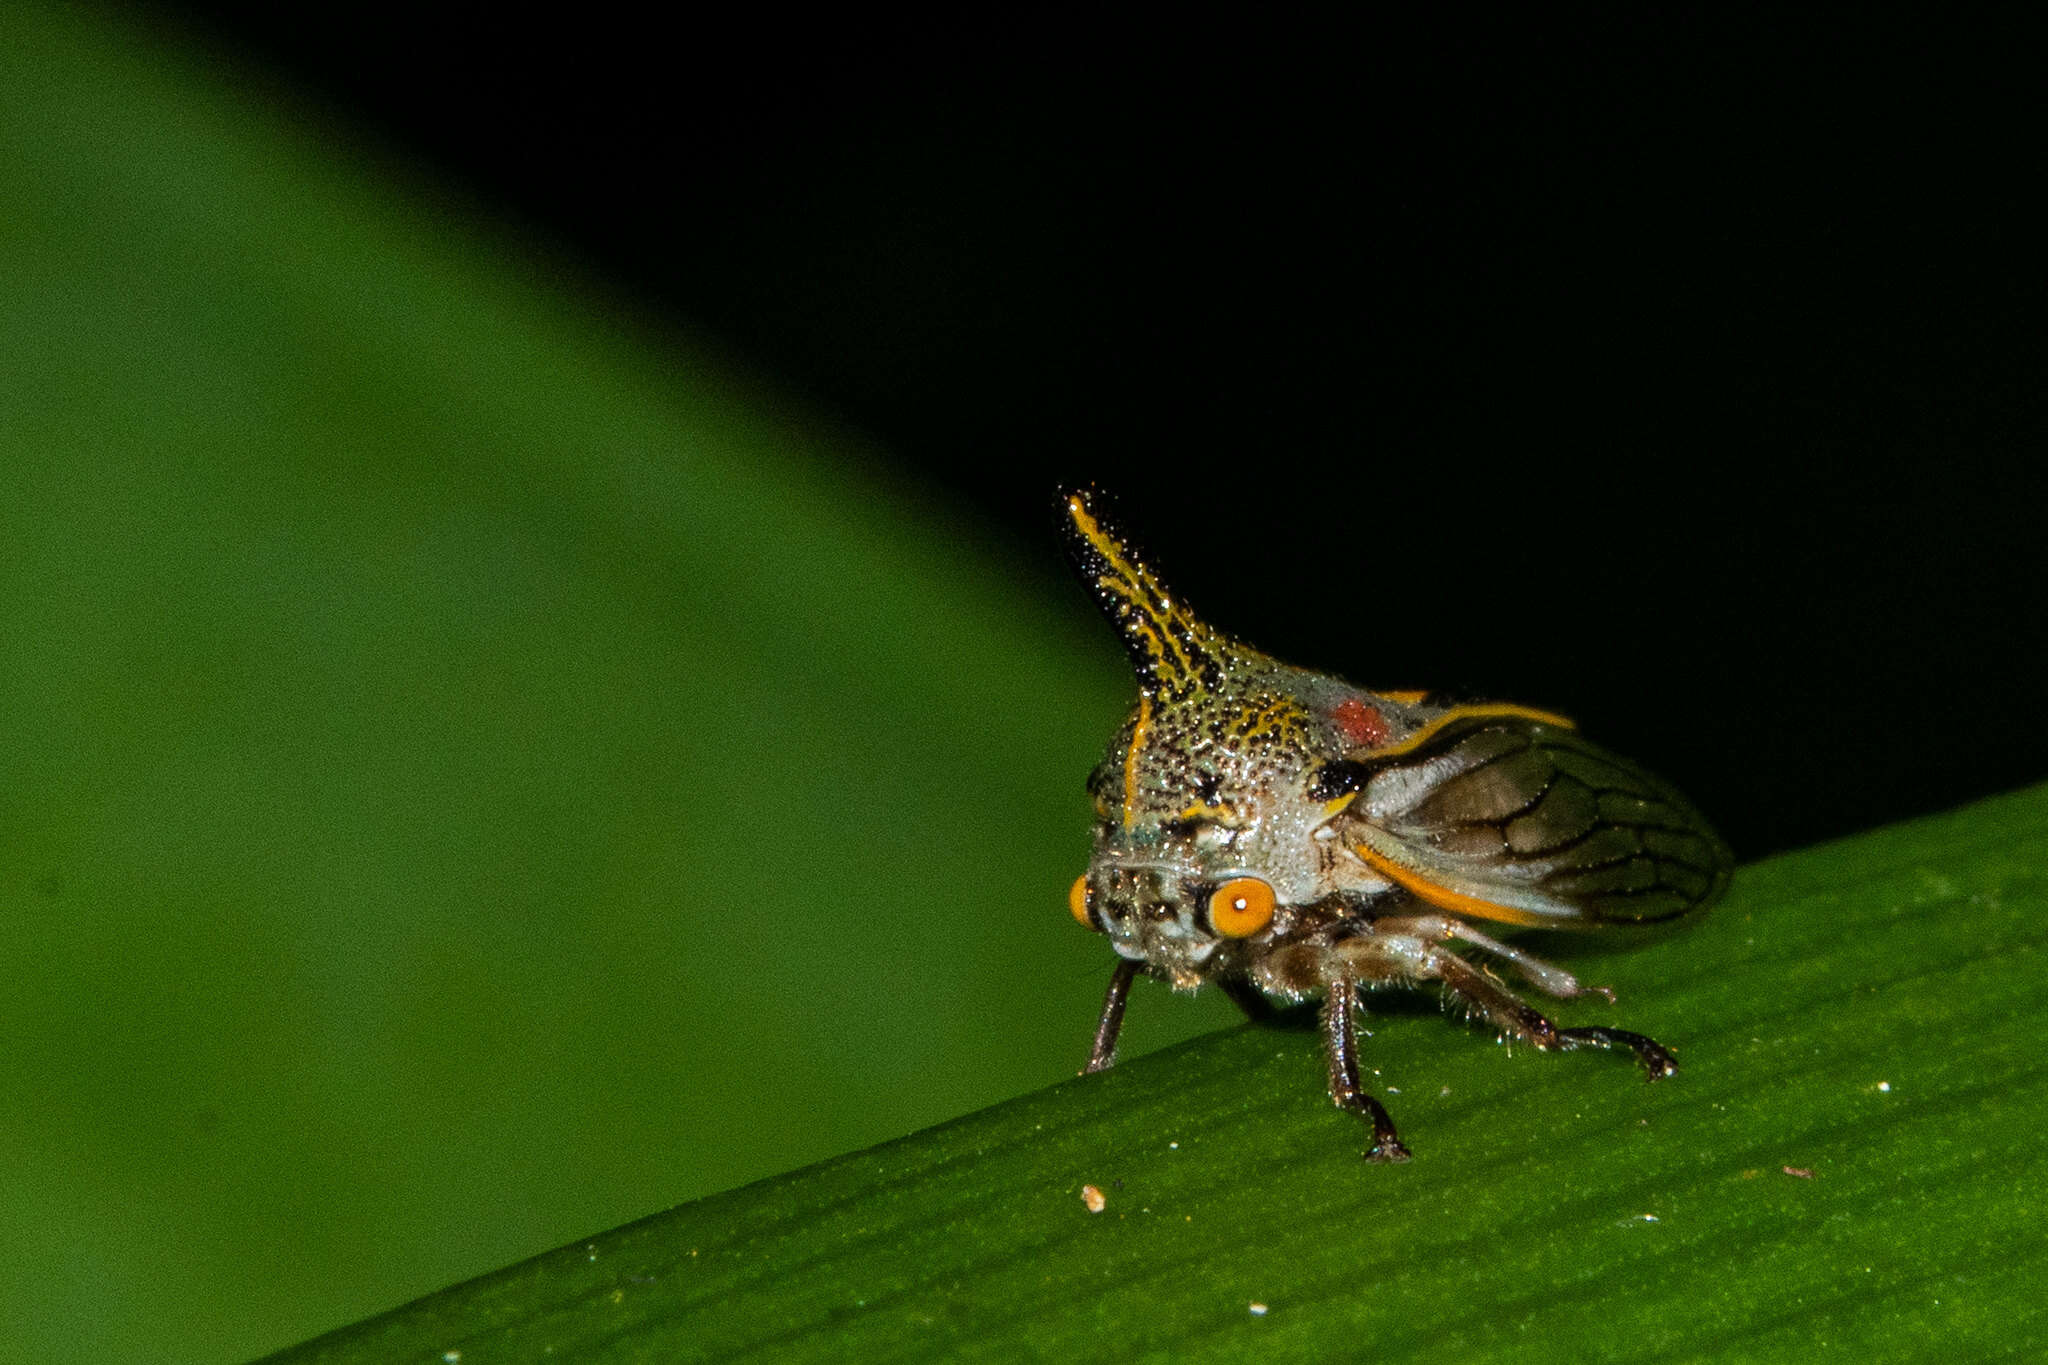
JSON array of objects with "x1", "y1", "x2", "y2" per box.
[
  {"x1": 1083, "y1": 958, "x2": 1139, "y2": 1074},
  {"x1": 1322, "y1": 975, "x2": 1412, "y2": 1163},
  {"x1": 1430, "y1": 952, "x2": 1677, "y2": 1078},
  {"x1": 1370, "y1": 912, "x2": 1612, "y2": 1002}
]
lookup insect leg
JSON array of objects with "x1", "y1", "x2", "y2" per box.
[
  {"x1": 1083, "y1": 958, "x2": 1139, "y2": 1074},
  {"x1": 1552, "y1": 1025, "x2": 1679, "y2": 1078},
  {"x1": 1373, "y1": 913, "x2": 1610, "y2": 1001},
  {"x1": 1432, "y1": 953, "x2": 1677, "y2": 1080},
  {"x1": 1322, "y1": 976, "x2": 1413, "y2": 1163}
]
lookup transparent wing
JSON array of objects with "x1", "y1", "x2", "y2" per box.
[{"x1": 1335, "y1": 712, "x2": 1733, "y2": 926}]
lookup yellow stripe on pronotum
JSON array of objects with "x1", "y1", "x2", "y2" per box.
[
  {"x1": 1122, "y1": 693, "x2": 1151, "y2": 831},
  {"x1": 1357, "y1": 701, "x2": 1577, "y2": 760},
  {"x1": 1064, "y1": 491, "x2": 1231, "y2": 701}
]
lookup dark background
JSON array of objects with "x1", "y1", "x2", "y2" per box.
[{"x1": 161, "y1": 8, "x2": 2048, "y2": 860}]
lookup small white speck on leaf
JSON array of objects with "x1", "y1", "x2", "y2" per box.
[{"x1": 1248, "y1": 1302, "x2": 1269, "y2": 1316}]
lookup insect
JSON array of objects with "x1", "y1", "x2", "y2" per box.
[{"x1": 1060, "y1": 488, "x2": 1732, "y2": 1161}]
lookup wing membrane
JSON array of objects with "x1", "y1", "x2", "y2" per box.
[{"x1": 1340, "y1": 713, "x2": 1732, "y2": 926}]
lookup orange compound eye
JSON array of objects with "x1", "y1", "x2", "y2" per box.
[
  {"x1": 1207, "y1": 876, "x2": 1276, "y2": 938},
  {"x1": 1069, "y1": 875, "x2": 1101, "y2": 931}
]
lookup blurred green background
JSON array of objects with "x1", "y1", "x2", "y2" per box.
[{"x1": 0, "y1": 8, "x2": 1239, "y2": 1360}]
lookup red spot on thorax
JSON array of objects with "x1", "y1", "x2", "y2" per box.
[{"x1": 1333, "y1": 696, "x2": 1388, "y2": 748}]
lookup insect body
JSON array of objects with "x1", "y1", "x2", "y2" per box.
[{"x1": 1061, "y1": 488, "x2": 1732, "y2": 1161}]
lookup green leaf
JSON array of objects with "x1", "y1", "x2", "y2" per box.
[{"x1": 273, "y1": 783, "x2": 2048, "y2": 1362}]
